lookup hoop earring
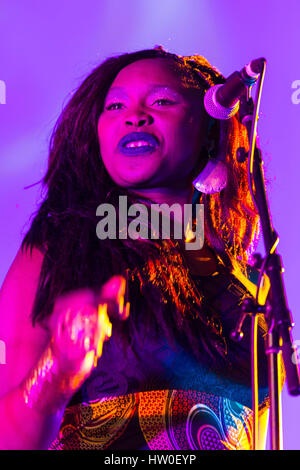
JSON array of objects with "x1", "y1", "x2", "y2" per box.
[{"x1": 192, "y1": 153, "x2": 228, "y2": 194}]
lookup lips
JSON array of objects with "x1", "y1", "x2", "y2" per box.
[{"x1": 118, "y1": 132, "x2": 159, "y2": 151}]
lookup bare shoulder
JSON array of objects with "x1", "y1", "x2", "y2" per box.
[{"x1": 0, "y1": 245, "x2": 51, "y2": 397}]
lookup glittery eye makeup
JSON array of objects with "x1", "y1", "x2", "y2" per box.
[{"x1": 104, "y1": 84, "x2": 183, "y2": 108}]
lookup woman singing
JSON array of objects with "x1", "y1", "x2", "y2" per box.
[{"x1": 0, "y1": 47, "x2": 272, "y2": 450}]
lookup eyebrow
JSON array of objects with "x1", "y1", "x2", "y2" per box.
[{"x1": 106, "y1": 84, "x2": 182, "y2": 97}]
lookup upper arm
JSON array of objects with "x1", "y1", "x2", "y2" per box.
[{"x1": 0, "y1": 245, "x2": 51, "y2": 398}]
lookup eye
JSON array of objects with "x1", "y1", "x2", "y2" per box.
[
  {"x1": 105, "y1": 102, "x2": 123, "y2": 111},
  {"x1": 105, "y1": 98, "x2": 175, "y2": 111},
  {"x1": 153, "y1": 98, "x2": 175, "y2": 106}
]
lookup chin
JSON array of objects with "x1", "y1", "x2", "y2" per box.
[{"x1": 117, "y1": 171, "x2": 158, "y2": 188}]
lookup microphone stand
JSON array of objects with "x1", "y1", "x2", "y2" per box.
[{"x1": 236, "y1": 64, "x2": 300, "y2": 450}]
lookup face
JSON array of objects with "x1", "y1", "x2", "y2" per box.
[{"x1": 97, "y1": 58, "x2": 209, "y2": 193}]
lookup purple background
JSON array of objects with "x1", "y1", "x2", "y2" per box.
[{"x1": 0, "y1": 0, "x2": 299, "y2": 449}]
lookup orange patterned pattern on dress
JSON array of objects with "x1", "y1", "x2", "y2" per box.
[{"x1": 49, "y1": 389, "x2": 256, "y2": 450}]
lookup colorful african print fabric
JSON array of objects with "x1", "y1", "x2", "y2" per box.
[{"x1": 49, "y1": 389, "x2": 255, "y2": 450}]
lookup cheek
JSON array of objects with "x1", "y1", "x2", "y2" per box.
[
  {"x1": 187, "y1": 111, "x2": 207, "y2": 150},
  {"x1": 97, "y1": 118, "x2": 109, "y2": 152},
  {"x1": 97, "y1": 120, "x2": 116, "y2": 179},
  {"x1": 172, "y1": 113, "x2": 203, "y2": 156},
  {"x1": 172, "y1": 115, "x2": 205, "y2": 175},
  {"x1": 97, "y1": 118, "x2": 115, "y2": 164}
]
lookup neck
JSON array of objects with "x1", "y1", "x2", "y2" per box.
[
  {"x1": 128, "y1": 185, "x2": 194, "y2": 207},
  {"x1": 128, "y1": 186, "x2": 194, "y2": 226}
]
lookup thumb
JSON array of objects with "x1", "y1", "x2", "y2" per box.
[{"x1": 97, "y1": 275, "x2": 129, "y2": 320}]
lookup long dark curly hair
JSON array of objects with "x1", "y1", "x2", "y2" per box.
[{"x1": 21, "y1": 47, "x2": 262, "y2": 378}]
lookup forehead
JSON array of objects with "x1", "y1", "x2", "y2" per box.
[{"x1": 107, "y1": 58, "x2": 202, "y2": 96}]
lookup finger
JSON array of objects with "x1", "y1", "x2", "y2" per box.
[
  {"x1": 50, "y1": 289, "x2": 96, "y2": 335},
  {"x1": 93, "y1": 303, "x2": 112, "y2": 367},
  {"x1": 97, "y1": 275, "x2": 130, "y2": 320},
  {"x1": 99, "y1": 275, "x2": 126, "y2": 303},
  {"x1": 118, "y1": 297, "x2": 130, "y2": 320},
  {"x1": 97, "y1": 303, "x2": 112, "y2": 342}
]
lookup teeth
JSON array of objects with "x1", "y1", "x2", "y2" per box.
[{"x1": 125, "y1": 140, "x2": 153, "y2": 148}]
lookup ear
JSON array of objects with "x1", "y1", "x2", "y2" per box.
[
  {"x1": 205, "y1": 117, "x2": 220, "y2": 157},
  {"x1": 206, "y1": 118, "x2": 229, "y2": 162},
  {"x1": 217, "y1": 120, "x2": 230, "y2": 162},
  {"x1": 190, "y1": 146, "x2": 209, "y2": 181}
]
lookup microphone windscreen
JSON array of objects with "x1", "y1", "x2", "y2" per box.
[{"x1": 204, "y1": 84, "x2": 240, "y2": 120}]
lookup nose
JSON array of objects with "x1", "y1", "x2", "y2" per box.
[{"x1": 125, "y1": 110, "x2": 154, "y2": 127}]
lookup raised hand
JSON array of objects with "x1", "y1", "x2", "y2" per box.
[{"x1": 49, "y1": 275, "x2": 129, "y2": 393}]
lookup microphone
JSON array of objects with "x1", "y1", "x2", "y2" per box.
[{"x1": 204, "y1": 58, "x2": 266, "y2": 120}]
